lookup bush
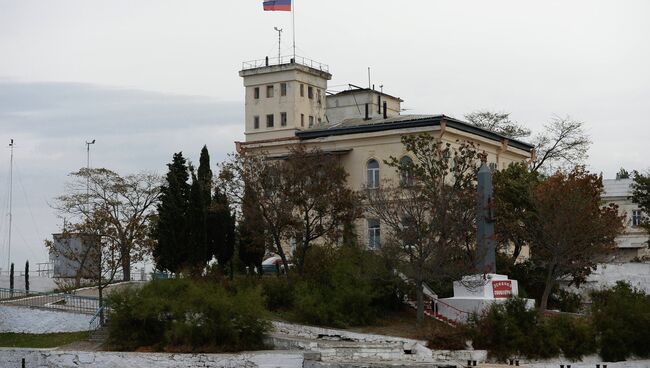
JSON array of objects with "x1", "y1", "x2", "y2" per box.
[
  {"x1": 591, "y1": 282, "x2": 650, "y2": 361},
  {"x1": 261, "y1": 277, "x2": 295, "y2": 311},
  {"x1": 470, "y1": 298, "x2": 595, "y2": 361},
  {"x1": 106, "y1": 279, "x2": 270, "y2": 352},
  {"x1": 291, "y1": 245, "x2": 403, "y2": 328}
]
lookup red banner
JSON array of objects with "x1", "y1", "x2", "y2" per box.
[{"x1": 492, "y1": 280, "x2": 512, "y2": 298}]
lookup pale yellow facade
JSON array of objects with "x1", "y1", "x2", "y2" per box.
[{"x1": 236, "y1": 59, "x2": 534, "y2": 252}]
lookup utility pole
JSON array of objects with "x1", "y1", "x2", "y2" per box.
[
  {"x1": 7, "y1": 139, "x2": 14, "y2": 271},
  {"x1": 274, "y1": 27, "x2": 283, "y2": 62},
  {"x1": 85, "y1": 139, "x2": 95, "y2": 211}
]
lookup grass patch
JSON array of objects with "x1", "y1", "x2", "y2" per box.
[{"x1": 0, "y1": 332, "x2": 89, "y2": 348}]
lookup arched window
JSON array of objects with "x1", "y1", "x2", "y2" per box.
[
  {"x1": 367, "y1": 219, "x2": 381, "y2": 249},
  {"x1": 399, "y1": 156, "x2": 414, "y2": 186},
  {"x1": 367, "y1": 159, "x2": 380, "y2": 189}
]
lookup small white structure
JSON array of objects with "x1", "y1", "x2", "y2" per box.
[{"x1": 437, "y1": 274, "x2": 535, "y2": 323}]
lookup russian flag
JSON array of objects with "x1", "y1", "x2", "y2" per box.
[{"x1": 263, "y1": 0, "x2": 291, "y2": 11}]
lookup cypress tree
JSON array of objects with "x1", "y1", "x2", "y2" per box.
[
  {"x1": 208, "y1": 187, "x2": 236, "y2": 276},
  {"x1": 187, "y1": 170, "x2": 208, "y2": 276},
  {"x1": 153, "y1": 152, "x2": 190, "y2": 273},
  {"x1": 25, "y1": 261, "x2": 29, "y2": 292},
  {"x1": 197, "y1": 145, "x2": 213, "y2": 207},
  {"x1": 237, "y1": 187, "x2": 266, "y2": 275}
]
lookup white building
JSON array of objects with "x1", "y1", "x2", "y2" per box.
[{"x1": 603, "y1": 178, "x2": 649, "y2": 261}]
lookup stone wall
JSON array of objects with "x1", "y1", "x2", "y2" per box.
[
  {"x1": 0, "y1": 349, "x2": 305, "y2": 368},
  {"x1": 0, "y1": 306, "x2": 90, "y2": 333}
]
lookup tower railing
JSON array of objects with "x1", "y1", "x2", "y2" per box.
[{"x1": 242, "y1": 55, "x2": 329, "y2": 73}]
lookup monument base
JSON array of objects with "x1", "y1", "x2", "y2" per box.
[{"x1": 435, "y1": 274, "x2": 535, "y2": 323}]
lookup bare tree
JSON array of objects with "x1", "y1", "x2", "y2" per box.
[
  {"x1": 52, "y1": 168, "x2": 160, "y2": 281},
  {"x1": 219, "y1": 152, "x2": 295, "y2": 278},
  {"x1": 465, "y1": 110, "x2": 532, "y2": 139},
  {"x1": 530, "y1": 116, "x2": 591, "y2": 173},
  {"x1": 365, "y1": 134, "x2": 480, "y2": 324},
  {"x1": 284, "y1": 146, "x2": 362, "y2": 275}
]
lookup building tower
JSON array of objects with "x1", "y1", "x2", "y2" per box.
[{"x1": 240, "y1": 58, "x2": 332, "y2": 142}]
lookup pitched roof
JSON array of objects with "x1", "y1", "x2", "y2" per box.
[{"x1": 296, "y1": 114, "x2": 534, "y2": 152}]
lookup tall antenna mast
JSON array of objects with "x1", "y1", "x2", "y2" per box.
[
  {"x1": 7, "y1": 139, "x2": 13, "y2": 271},
  {"x1": 292, "y1": 0, "x2": 296, "y2": 60},
  {"x1": 274, "y1": 27, "x2": 283, "y2": 62}
]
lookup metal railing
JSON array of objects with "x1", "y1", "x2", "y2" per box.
[
  {"x1": 242, "y1": 55, "x2": 329, "y2": 72},
  {"x1": 89, "y1": 306, "x2": 107, "y2": 331},
  {"x1": 0, "y1": 287, "x2": 99, "y2": 315}
]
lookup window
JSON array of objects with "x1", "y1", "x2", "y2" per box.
[
  {"x1": 632, "y1": 210, "x2": 643, "y2": 227},
  {"x1": 318, "y1": 117, "x2": 321, "y2": 125},
  {"x1": 367, "y1": 159, "x2": 380, "y2": 189},
  {"x1": 317, "y1": 89, "x2": 321, "y2": 104},
  {"x1": 254, "y1": 87, "x2": 260, "y2": 99},
  {"x1": 399, "y1": 156, "x2": 414, "y2": 186},
  {"x1": 266, "y1": 114, "x2": 274, "y2": 128},
  {"x1": 309, "y1": 115, "x2": 314, "y2": 127},
  {"x1": 280, "y1": 83, "x2": 287, "y2": 96},
  {"x1": 266, "y1": 85, "x2": 274, "y2": 98},
  {"x1": 301, "y1": 114, "x2": 305, "y2": 127},
  {"x1": 300, "y1": 84, "x2": 304, "y2": 97},
  {"x1": 368, "y1": 219, "x2": 381, "y2": 249},
  {"x1": 253, "y1": 116, "x2": 260, "y2": 129},
  {"x1": 280, "y1": 112, "x2": 287, "y2": 127},
  {"x1": 489, "y1": 162, "x2": 497, "y2": 172},
  {"x1": 401, "y1": 216, "x2": 415, "y2": 248},
  {"x1": 308, "y1": 86, "x2": 313, "y2": 99}
]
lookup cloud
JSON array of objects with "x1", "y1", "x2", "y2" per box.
[{"x1": 0, "y1": 81, "x2": 244, "y2": 268}]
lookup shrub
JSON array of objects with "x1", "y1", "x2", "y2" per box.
[
  {"x1": 106, "y1": 279, "x2": 269, "y2": 352},
  {"x1": 545, "y1": 315, "x2": 596, "y2": 360},
  {"x1": 470, "y1": 297, "x2": 597, "y2": 361},
  {"x1": 292, "y1": 245, "x2": 403, "y2": 328},
  {"x1": 591, "y1": 282, "x2": 650, "y2": 361},
  {"x1": 261, "y1": 277, "x2": 295, "y2": 311}
]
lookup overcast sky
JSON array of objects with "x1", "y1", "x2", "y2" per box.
[{"x1": 0, "y1": 0, "x2": 648, "y2": 269}]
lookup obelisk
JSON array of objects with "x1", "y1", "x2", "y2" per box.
[{"x1": 476, "y1": 156, "x2": 496, "y2": 274}]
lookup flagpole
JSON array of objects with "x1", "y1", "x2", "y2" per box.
[{"x1": 292, "y1": 0, "x2": 296, "y2": 60}]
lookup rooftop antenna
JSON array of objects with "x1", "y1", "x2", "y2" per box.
[
  {"x1": 274, "y1": 27, "x2": 283, "y2": 62},
  {"x1": 367, "y1": 67, "x2": 371, "y2": 89},
  {"x1": 380, "y1": 85, "x2": 384, "y2": 94},
  {"x1": 7, "y1": 139, "x2": 13, "y2": 271}
]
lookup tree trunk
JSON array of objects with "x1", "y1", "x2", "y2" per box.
[
  {"x1": 415, "y1": 278, "x2": 424, "y2": 326},
  {"x1": 273, "y1": 234, "x2": 291, "y2": 282},
  {"x1": 121, "y1": 249, "x2": 131, "y2": 281},
  {"x1": 539, "y1": 264, "x2": 556, "y2": 312}
]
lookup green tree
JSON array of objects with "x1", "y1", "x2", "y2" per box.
[
  {"x1": 208, "y1": 186, "x2": 236, "y2": 276},
  {"x1": 197, "y1": 145, "x2": 213, "y2": 207},
  {"x1": 237, "y1": 186, "x2": 266, "y2": 275},
  {"x1": 492, "y1": 163, "x2": 540, "y2": 262},
  {"x1": 631, "y1": 170, "x2": 650, "y2": 245},
  {"x1": 187, "y1": 170, "x2": 208, "y2": 276},
  {"x1": 616, "y1": 167, "x2": 631, "y2": 179},
  {"x1": 529, "y1": 167, "x2": 624, "y2": 311},
  {"x1": 465, "y1": 110, "x2": 531, "y2": 139},
  {"x1": 154, "y1": 152, "x2": 190, "y2": 273}
]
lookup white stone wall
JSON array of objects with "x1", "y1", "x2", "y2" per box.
[
  {"x1": 562, "y1": 262, "x2": 650, "y2": 297},
  {"x1": 0, "y1": 349, "x2": 305, "y2": 368},
  {"x1": 0, "y1": 306, "x2": 90, "y2": 333}
]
